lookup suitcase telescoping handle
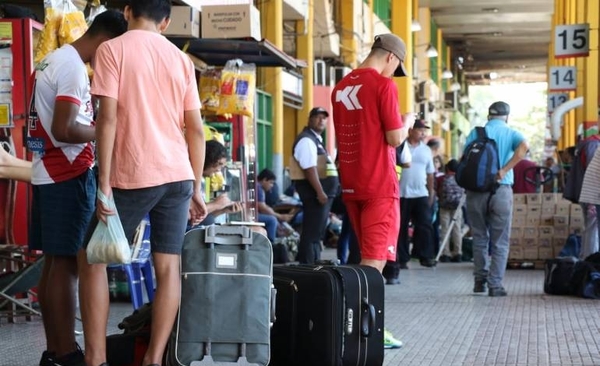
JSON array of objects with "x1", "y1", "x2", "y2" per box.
[
  {"x1": 204, "y1": 225, "x2": 253, "y2": 248},
  {"x1": 361, "y1": 297, "x2": 376, "y2": 338}
]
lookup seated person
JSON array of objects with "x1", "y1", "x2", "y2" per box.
[
  {"x1": 190, "y1": 140, "x2": 242, "y2": 228},
  {"x1": 257, "y1": 168, "x2": 293, "y2": 243}
]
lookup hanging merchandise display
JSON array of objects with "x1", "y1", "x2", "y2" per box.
[
  {"x1": 35, "y1": 0, "x2": 89, "y2": 74},
  {"x1": 217, "y1": 59, "x2": 256, "y2": 118},
  {"x1": 199, "y1": 68, "x2": 221, "y2": 114}
]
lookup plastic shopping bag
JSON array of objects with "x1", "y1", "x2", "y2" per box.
[
  {"x1": 217, "y1": 59, "x2": 256, "y2": 118},
  {"x1": 86, "y1": 190, "x2": 132, "y2": 264},
  {"x1": 34, "y1": 0, "x2": 63, "y2": 64}
]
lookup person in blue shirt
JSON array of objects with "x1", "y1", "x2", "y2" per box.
[
  {"x1": 463, "y1": 101, "x2": 528, "y2": 297},
  {"x1": 256, "y1": 169, "x2": 293, "y2": 243}
]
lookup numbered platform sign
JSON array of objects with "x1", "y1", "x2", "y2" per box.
[
  {"x1": 555, "y1": 24, "x2": 590, "y2": 58},
  {"x1": 549, "y1": 66, "x2": 577, "y2": 92},
  {"x1": 547, "y1": 93, "x2": 569, "y2": 114}
]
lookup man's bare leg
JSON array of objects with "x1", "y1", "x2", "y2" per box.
[
  {"x1": 38, "y1": 256, "x2": 56, "y2": 353},
  {"x1": 142, "y1": 252, "x2": 181, "y2": 366},
  {"x1": 46, "y1": 255, "x2": 80, "y2": 357},
  {"x1": 77, "y1": 250, "x2": 110, "y2": 366},
  {"x1": 361, "y1": 259, "x2": 387, "y2": 273}
]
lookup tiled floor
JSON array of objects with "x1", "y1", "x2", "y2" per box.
[{"x1": 2, "y1": 256, "x2": 600, "y2": 366}]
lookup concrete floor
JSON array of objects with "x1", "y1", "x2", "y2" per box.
[{"x1": 1, "y1": 256, "x2": 599, "y2": 366}]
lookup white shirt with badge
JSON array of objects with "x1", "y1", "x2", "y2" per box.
[{"x1": 293, "y1": 129, "x2": 322, "y2": 169}]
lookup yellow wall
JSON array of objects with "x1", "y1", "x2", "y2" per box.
[{"x1": 283, "y1": 105, "x2": 298, "y2": 166}]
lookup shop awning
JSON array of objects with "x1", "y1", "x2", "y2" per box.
[{"x1": 168, "y1": 37, "x2": 306, "y2": 69}]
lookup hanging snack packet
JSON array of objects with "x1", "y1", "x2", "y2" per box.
[
  {"x1": 34, "y1": 0, "x2": 63, "y2": 64},
  {"x1": 58, "y1": 0, "x2": 88, "y2": 46},
  {"x1": 217, "y1": 59, "x2": 256, "y2": 118},
  {"x1": 199, "y1": 68, "x2": 221, "y2": 113}
]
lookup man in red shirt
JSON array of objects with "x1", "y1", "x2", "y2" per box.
[
  {"x1": 331, "y1": 33, "x2": 412, "y2": 349},
  {"x1": 512, "y1": 153, "x2": 539, "y2": 194}
]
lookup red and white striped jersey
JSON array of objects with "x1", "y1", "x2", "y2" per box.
[{"x1": 27, "y1": 45, "x2": 94, "y2": 185}]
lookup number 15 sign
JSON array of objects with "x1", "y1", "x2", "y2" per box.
[{"x1": 555, "y1": 24, "x2": 590, "y2": 58}]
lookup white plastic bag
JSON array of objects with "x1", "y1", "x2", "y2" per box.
[
  {"x1": 86, "y1": 190, "x2": 131, "y2": 264},
  {"x1": 399, "y1": 142, "x2": 412, "y2": 165}
]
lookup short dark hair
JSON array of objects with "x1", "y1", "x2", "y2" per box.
[
  {"x1": 204, "y1": 140, "x2": 228, "y2": 170},
  {"x1": 128, "y1": 0, "x2": 171, "y2": 23},
  {"x1": 258, "y1": 169, "x2": 276, "y2": 181},
  {"x1": 446, "y1": 159, "x2": 459, "y2": 173},
  {"x1": 86, "y1": 9, "x2": 127, "y2": 39}
]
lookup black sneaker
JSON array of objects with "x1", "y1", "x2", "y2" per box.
[
  {"x1": 439, "y1": 255, "x2": 451, "y2": 263},
  {"x1": 473, "y1": 279, "x2": 487, "y2": 293},
  {"x1": 39, "y1": 351, "x2": 55, "y2": 366},
  {"x1": 489, "y1": 287, "x2": 508, "y2": 297},
  {"x1": 385, "y1": 277, "x2": 400, "y2": 285},
  {"x1": 52, "y1": 344, "x2": 85, "y2": 366},
  {"x1": 451, "y1": 255, "x2": 462, "y2": 263}
]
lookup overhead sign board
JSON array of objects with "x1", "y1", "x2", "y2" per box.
[
  {"x1": 555, "y1": 23, "x2": 590, "y2": 58},
  {"x1": 547, "y1": 93, "x2": 569, "y2": 114},
  {"x1": 548, "y1": 66, "x2": 577, "y2": 92}
]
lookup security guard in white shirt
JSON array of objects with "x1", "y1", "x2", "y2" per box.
[{"x1": 289, "y1": 107, "x2": 339, "y2": 264}]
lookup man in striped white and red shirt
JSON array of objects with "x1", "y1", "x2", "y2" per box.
[{"x1": 26, "y1": 11, "x2": 127, "y2": 366}]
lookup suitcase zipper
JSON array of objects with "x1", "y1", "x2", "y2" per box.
[{"x1": 182, "y1": 271, "x2": 271, "y2": 280}]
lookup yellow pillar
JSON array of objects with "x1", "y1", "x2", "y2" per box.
[
  {"x1": 262, "y1": 0, "x2": 283, "y2": 171},
  {"x1": 340, "y1": 0, "x2": 357, "y2": 68},
  {"x1": 296, "y1": 0, "x2": 314, "y2": 135},
  {"x1": 584, "y1": 0, "x2": 599, "y2": 136},
  {"x1": 432, "y1": 28, "x2": 443, "y2": 137},
  {"x1": 550, "y1": 0, "x2": 560, "y2": 150},
  {"x1": 391, "y1": 0, "x2": 413, "y2": 114}
]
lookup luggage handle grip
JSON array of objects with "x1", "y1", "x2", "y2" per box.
[
  {"x1": 361, "y1": 297, "x2": 376, "y2": 338},
  {"x1": 205, "y1": 225, "x2": 253, "y2": 246},
  {"x1": 191, "y1": 343, "x2": 262, "y2": 366}
]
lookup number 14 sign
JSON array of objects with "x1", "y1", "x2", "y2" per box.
[
  {"x1": 555, "y1": 24, "x2": 590, "y2": 58},
  {"x1": 549, "y1": 66, "x2": 577, "y2": 92}
]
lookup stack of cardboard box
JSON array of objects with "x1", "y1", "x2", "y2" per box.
[{"x1": 509, "y1": 193, "x2": 584, "y2": 261}]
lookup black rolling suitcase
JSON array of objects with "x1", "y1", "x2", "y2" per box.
[
  {"x1": 166, "y1": 225, "x2": 274, "y2": 366},
  {"x1": 270, "y1": 264, "x2": 384, "y2": 366}
]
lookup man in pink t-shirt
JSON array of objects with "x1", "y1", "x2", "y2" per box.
[{"x1": 79, "y1": 1, "x2": 207, "y2": 365}]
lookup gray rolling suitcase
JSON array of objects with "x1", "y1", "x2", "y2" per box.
[{"x1": 166, "y1": 225, "x2": 274, "y2": 366}]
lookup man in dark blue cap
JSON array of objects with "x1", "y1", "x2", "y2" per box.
[
  {"x1": 289, "y1": 107, "x2": 339, "y2": 264},
  {"x1": 464, "y1": 101, "x2": 528, "y2": 297}
]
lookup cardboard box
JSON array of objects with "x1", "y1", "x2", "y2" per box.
[
  {"x1": 541, "y1": 216, "x2": 554, "y2": 225},
  {"x1": 570, "y1": 204, "x2": 583, "y2": 216},
  {"x1": 201, "y1": 4, "x2": 262, "y2": 41},
  {"x1": 164, "y1": 6, "x2": 200, "y2": 37},
  {"x1": 526, "y1": 216, "x2": 541, "y2": 226},
  {"x1": 555, "y1": 203, "x2": 570, "y2": 215},
  {"x1": 511, "y1": 227, "x2": 522, "y2": 239},
  {"x1": 526, "y1": 193, "x2": 542, "y2": 205},
  {"x1": 538, "y1": 238, "x2": 552, "y2": 247},
  {"x1": 522, "y1": 227, "x2": 539, "y2": 239},
  {"x1": 570, "y1": 226, "x2": 584, "y2": 235},
  {"x1": 541, "y1": 205, "x2": 556, "y2": 216},
  {"x1": 541, "y1": 193, "x2": 557, "y2": 205},
  {"x1": 509, "y1": 246, "x2": 524, "y2": 260},
  {"x1": 570, "y1": 216, "x2": 584, "y2": 227},
  {"x1": 513, "y1": 204, "x2": 528, "y2": 216},
  {"x1": 513, "y1": 194, "x2": 527, "y2": 205},
  {"x1": 538, "y1": 226, "x2": 554, "y2": 238},
  {"x1": 554, "y1": 226, "x2": 569, "y2": 238},
  {"x1": 528, "y1": 205, "x2": 542, "y2": 217},
  {"x1": 553, "y1": 238, "x2": 566, "y2": 248},
  {"x1": 538, "y1": 246, "x2": 553, "y2": 260},
  {"x1": 523, "y1": 247, "x2": 539, "y2": 260},
  {"x1": 512, "y1": 215, "x2": 527, "y2": 227},
  {"x1": 523, "y1": 238, "x2": 537, "y2": 247},
  {"x1": 553, "y1": 215, "x2": 569, "y2": 226}
]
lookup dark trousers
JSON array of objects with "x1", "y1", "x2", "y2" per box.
[
  {"x1": 383, "y1": 196, "x2": 434, "y2": 279},
  {"x1": 295, "y1": 181, "x2": 334, "y2": 264}
]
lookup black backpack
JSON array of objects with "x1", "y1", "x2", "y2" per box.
[{"x1": 456, "y1": 127, "x2": 500, "y2": 193}]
